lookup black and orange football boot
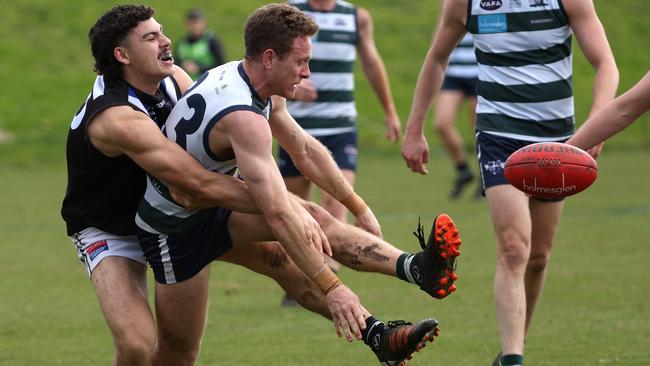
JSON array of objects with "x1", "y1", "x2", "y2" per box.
[
  {"x1": 371, "y1": 319, "x2": 439, "y2": 366},
  {"x1": 412, "y1": 214, "x2": 461, "y2": 299}
]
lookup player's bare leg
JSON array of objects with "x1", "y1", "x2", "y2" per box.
[
  {"x1": 524, "y1": 199, "x2": 564, "y2": 335},
  {"x1": 298, "y1": 200, "x2": 461, "y2": 298},
  {"x1": 434, "y1": 91, "x2": 474, "y2": 199},
  {"x1": 92, "y1": 257, "x2": 156, "y2": 366},
  {"x1": 319, "y1": 169, "x2": 356, "y2": 271},
  {"x1": 434, "y1": 91, "x2": 467, "y2": 166},
  {"x1": 153, "y1": 266, "x2": 211, "y2": 366},
  {"x1": 220, "y1": 241, "x2": 440, "y2": 366},
  {"x1": 220, "y1": 242, "x2": 330, "y2": 318},
  {"x1": 486, "y1": 185, "x2": 531, "y2": 358}
]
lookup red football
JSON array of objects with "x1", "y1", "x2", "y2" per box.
[{"x1": 504, "y1": 142, "x2": 598, "y2": 199}]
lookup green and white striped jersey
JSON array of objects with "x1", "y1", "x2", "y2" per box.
[
  {"x1": 136, "y1": 61, "x2": 271, "y2": 235},
  {"x1": 287, "y1": 0, "x2": 359, "y2": 136},
  {"x1": 469, "y1": 0, "x2": 574, "y2": 141}
]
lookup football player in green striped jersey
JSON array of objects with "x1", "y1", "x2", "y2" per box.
[{"x1": 402, "y1": 1, "x2": 618, "y2": 365}]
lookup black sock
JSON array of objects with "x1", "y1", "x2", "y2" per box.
[
  {"x1": 456, "y1": 161, "x2": 469, "y2": 172},
  {"x1": 500, "y1": 354, "x2": 524, "y2": 365},
  {"x1": 396, "y1": 253, "x2": 422, "y2": 286},
  {"x1": 362, "y1": 316, "x2": 385, "y2": 350}
]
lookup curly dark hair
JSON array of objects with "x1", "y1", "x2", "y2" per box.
[
  {"x1": 88, "y1": 5, "x2": 155, "y2": 78},
  {"x1": 244, "y1": 3, "x2": 318, "y2": 60}
]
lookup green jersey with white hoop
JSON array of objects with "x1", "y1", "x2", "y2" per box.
[
  {"x1": 136, "y1": 61, "x2": 271, "y2": 235},
  {"x1": 469, "y1": 0, "x2": 574, "y2": 141},
  {"x1": 288, "y1": 0, "x2": 359, "y2": 137}
]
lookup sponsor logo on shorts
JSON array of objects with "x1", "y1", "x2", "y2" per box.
[
  {"x1": 483, "y1": 160, "x2": 505, "y2": 176},
  {"x1": 86, "y1": 240, "x2": 109, "y2": 261},
  {"x1": 480, "y1": 0, "x2": 503, "y2": 11},
  {"x1": 509, "y1": 0, "x2": 522, "y2": 8},
  {"x1": 522, "y1": 176, "x2": 576, "y2": 195}
]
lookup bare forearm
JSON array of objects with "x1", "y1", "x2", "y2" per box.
[
  {"x1": 256, "y1": 190, "x2": 331, "y2": 279},
  {"x1": 570, "y1": 85, "x2": 648, "y2": 150},
  {"x1": 292, "y1": 138, "x2": 353, "y2": 201},
  {"x1": 241, "y1": 154, "x2": 327, "y2": 278},
  {"x1": 570, "y1": 101, "x2": 630, "y2": 150},
  {"x1": 189, "y1": 173, "x2": 259, "y2": 213},
  {"x1": 361, "y1": 58, "x2": 397, "y2": 116},
  {"x1": 588, "y1": 62, "x2": 619, "y2": 116},
  {"x1": 406, "y1": 48, "x2": 447, "y2": 135}
]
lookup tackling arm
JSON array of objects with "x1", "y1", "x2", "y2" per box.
[{"x1": 88, "y1": 106, "x2": 259, "y2": 213}]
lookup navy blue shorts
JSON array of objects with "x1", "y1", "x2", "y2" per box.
[
  {"x1": 278, "y1": 131, "x2": 358, "y2": 177},
  {"x1": 476, "y1": 131, "x2": 565, "y2": 202},
  {"x1": 441, "y1": 75, "x2": 478, "y2": 96},
  {"x1": 137, "y1": 207, "x2": 233, "y2": 284}
]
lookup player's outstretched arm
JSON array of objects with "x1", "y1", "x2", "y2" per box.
[
  {"x1": 222, "y1": 109, "x2": 368, "y2": 339},
  {"x1": 87, "y1": 106, "x2": 259, "y2": 213},
  {"x1": 220, "y1": 109, "x2": 329, "y2": 267},
  {"x1": 356, "y1": 7, "x2": 401, "y2": 142},
  {"x1": 402, "y1": 0, "x2": 467, "y2": 174},
  {"x1": 568, "y1": 71, "x2": 650, "y2": 152},
  {"x1": 270, "y1": 97, "x2": 382, "y2": 237}
]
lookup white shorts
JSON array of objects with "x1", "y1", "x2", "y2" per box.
[{"x1": 70, "y1": 227, "x2": 147, "y2": 278}]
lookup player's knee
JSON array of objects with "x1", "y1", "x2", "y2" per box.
[
  {"x1": 261, "y1": 242, "x2": 291, "y2": 271},
  {"x1": 433, "y1": 115, "x2": 456, "y2": 134},
  {"x1": 113, "y1": 331, "x2": 155, "y2": 365},
  {"x1": 156, "y1": 333, "x2": 201, "y2": 366},
  {"x1": 527, "y1": 253, "x2": 550, "y2": 274},
  {"x1": 433, "y1": 120, "x2": 449, "y2": 133},
  {"x1": 498, "y1": 234, "x2": 529, "y2": 269}
]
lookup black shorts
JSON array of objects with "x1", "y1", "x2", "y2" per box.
[
  {"x1": 441, "y1": 75, "x2": 478, "y2": 96},
  {"x1": 476, "y1": 131, "x2": 565, "y2": 202},
  {"x1": 278, "y1": 131, "x2": 358, "y2": 177},
  {"x1": 137, "y1": 207, "x2": 233, "y2": 284}
]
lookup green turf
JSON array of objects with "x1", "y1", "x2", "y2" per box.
[
  {"x1": 1, "y1": 0, "x2": 649, "y2": 165},
  {"x1": 1, "y1": 147, "x2": 649, "y2": 365}
]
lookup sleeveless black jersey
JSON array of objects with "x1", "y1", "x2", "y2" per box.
[{"x1": 61, "y1": 75, "x2": 180, "y2": 236}]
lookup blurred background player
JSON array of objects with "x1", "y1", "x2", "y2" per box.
[
  {"x1": 433, "y1": 33, "x2": 479, "y2": 199},
  {"x1": 174, "y1": 8, "x2": 225, "y2": 79},
  {"x1": 277, "y1": 0, "x2": 401, "y2": 303}
]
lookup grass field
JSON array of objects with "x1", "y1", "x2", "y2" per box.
[
  {"x1": 1, "y1": 0, "x2": 649, "y2": 365},
  {"x1": 1, "y1": 146, "x2": 649, "y2": 365},
  {"x1": 1, "y1": 0, "x2": 649, "y2": 165}
]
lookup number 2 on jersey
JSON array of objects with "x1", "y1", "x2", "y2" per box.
[{"x1": 174, "y1": 94, "x2": 206, "y2": 149}]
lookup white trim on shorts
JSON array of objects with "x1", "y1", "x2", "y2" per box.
[{"x1": 70, "y1": 227, "x2": 146, "y2": 278}]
